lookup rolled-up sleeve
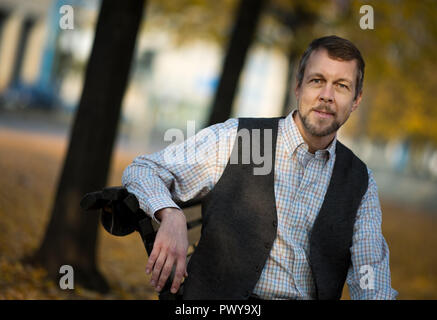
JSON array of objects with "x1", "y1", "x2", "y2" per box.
[
  {"x1": 122, "y1": 118, "x2": 238, "y2": 222},
  {"x1": 346, "y1": 168, "x2": 398, "y2": 300}
]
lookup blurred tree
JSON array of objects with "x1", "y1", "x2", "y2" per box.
[
  {"x1": 145, "y1": 0, "x2": 237, "y2": 46},
  {"x1": 207, "y1": 0, "x2": 266, "y2": 126},
  {"x1": 31, "y1": 0, "x2": 146, "y2": 292},
  {"x1": 146, "y1": 0, "x2": 266, "y2": 126},
  {"x1": 144, "y1": 0, "x2": 315, "y2": 124},
  {"x1": 144, "y1": 0, "x2": 327, "y2": 124},
  {"x1": 263, "y1": 1, "x2": 319, "y2": 115}
]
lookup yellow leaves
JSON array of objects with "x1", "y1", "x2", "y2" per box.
[
  {"x1": 298, "y1": 1, "x2": 435, "y2": 145},
  {"x1": 0, "y1": 258, "x2": 59, "y2": 300},
  {"x1": 144, "y1": 0, "x2": 238, "y2": 46},
  {"x1": 0, "y1": 128, "x2": 156, "y2": 300},
  {"x1": 359, "y1": 55, "x2": 437, "y2": 144},
  {"x1": 380, "y1": 202, "x2": 437, "y2": 299}
]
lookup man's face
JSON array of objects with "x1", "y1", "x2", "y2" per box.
[{"x1": 295, "y1": 48, "x2": 362, "y2": 137}]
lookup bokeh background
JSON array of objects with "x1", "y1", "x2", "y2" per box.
[{"x1": 0, "y1": 0, "x2": 436, "y2": 299}]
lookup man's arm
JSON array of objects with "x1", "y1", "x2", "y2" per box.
[
  {"x1": 346, "y1": 168, "x2": 398, "y2": 300},
  {"x1": 122, "y1": 118, "x2": 238, "y2": 294}
]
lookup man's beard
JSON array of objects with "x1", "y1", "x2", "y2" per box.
[{"x1": 297, "y1": 105, "x2": 341, "y2": 137}]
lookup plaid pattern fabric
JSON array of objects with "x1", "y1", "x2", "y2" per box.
[{"x1": 122, "y1": 110, "x2": 398, "y2": 300}]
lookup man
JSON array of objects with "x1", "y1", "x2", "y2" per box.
[{"x1": 122, "y1": 35, "x2": 398, "y2": 299}]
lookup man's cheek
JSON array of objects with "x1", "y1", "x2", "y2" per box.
[
  {"x1": 306, "y1": 92, "x2": 320, "y2": 106},
  {"x1": 301, "y1": 91, "x2": 314, "y2": 104}
]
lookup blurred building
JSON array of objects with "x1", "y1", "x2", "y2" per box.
[
  {"x1": 0, "y1": 0, "x2": 288, "y2": 146},
  {"x1": 0, "y1": 0, "x2": 98, "y2": 110},
  {"x1": 0, "y1": 0, "x2": 49, "y2": 92}
]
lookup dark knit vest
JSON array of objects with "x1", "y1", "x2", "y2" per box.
[{"x1": 182, "y1": 117, "x2": 368, "y2": 300}]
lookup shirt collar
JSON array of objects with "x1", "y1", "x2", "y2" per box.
[{"x1": 283, "y1": 109, "x2": 337, "y2": 160}]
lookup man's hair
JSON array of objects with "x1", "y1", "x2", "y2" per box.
[{"x1": 296, "y1": 35, "x2": 365, "y2": 100}]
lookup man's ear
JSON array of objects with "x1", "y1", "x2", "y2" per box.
[{"x1": 351, "y1": 90, "x2": 363, "y2": 112}]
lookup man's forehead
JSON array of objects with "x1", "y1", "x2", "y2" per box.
[{"x1": 305, "y1": 48, "x2": 357, "y2": 82}]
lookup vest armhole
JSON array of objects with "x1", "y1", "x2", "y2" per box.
[{"x1": 200, "y1": 117, "x2": 283, "y2": 206}]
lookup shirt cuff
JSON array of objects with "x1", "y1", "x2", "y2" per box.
[{"x1": 139, "y1": 196, "x2": 182, "y2": 224}]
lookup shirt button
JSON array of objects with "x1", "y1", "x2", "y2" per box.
[{"x1": 273, "y1": 221, "x2": 277, "y2": 228}]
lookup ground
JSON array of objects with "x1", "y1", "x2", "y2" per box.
[{"x1": 0, "y1": 127, "x2": 436, "y2": 299}]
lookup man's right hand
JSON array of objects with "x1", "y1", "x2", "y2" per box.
[{"x1": 145, "y1": 207, "x2": 189, "y2": 294}]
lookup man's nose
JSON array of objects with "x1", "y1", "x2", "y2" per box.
[{"x1": 319, "y1": 84, "x2": 334, "y2": 103}]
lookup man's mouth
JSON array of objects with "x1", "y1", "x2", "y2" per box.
[{"x1": 313, "y1": 109, "x2": 334, "y2": 119}]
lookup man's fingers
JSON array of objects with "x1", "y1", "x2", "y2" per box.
[
  {"x1": 156, "y1": 255, "x2": 175, "y2": 291},
  {"x1": 145, "y1": 245, "x2": 160, "y2": 274},
  {"x1": 151, "y1": 250, "x2": 166, "y2": 288},
  {"x1": 171, "y1": 257, "x2": 187, "y2": 294}
]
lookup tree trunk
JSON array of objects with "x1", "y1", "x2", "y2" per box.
[
  {"x1": 31, "y1": 0, "x2": 146, "y2": 293},
  {"x1": 266, "y1": 3, "x2": 318, "y2": 117},
  {"x1": 207, "y1": 0, "x2": 265, "y2": 126}
]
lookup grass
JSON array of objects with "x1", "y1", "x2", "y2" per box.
[{"x1": 0, "y1": 127, "x2": 435, "y2": 299}]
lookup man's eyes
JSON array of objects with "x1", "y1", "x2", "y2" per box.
[
  {"x1": 310, "y1": 78, "x2": 323, "y2": 84},
  {"x1": 309, "y1": 79, "x2": 349, "y2": 90},
  {"x1": 337, "y1": 83, "x2": 349, "y2": 90}
]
